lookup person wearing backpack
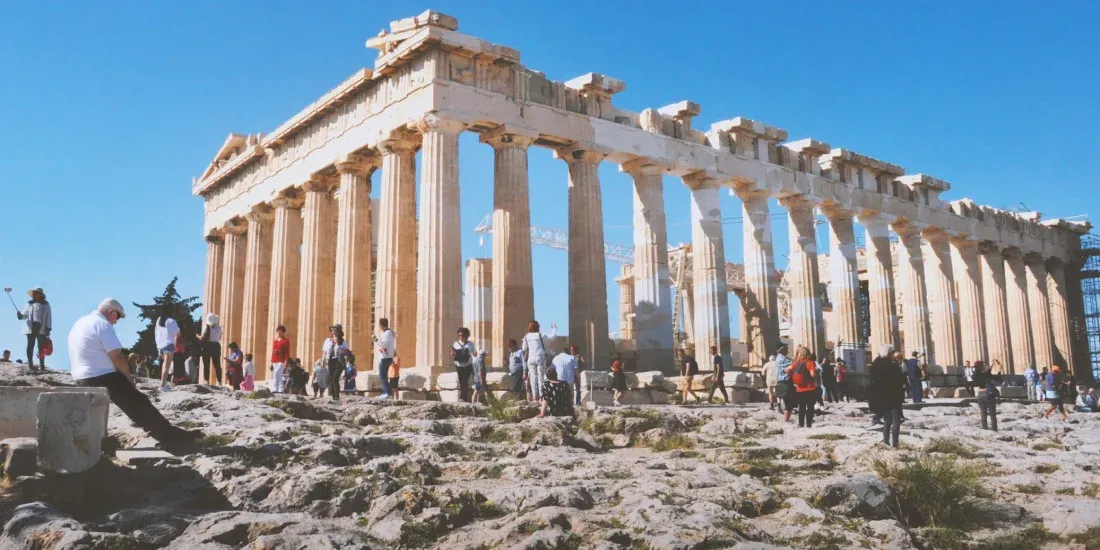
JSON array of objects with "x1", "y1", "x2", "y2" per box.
[
  {"x1": 452, "y1": 327, "x2": 477, "y2": 402},
  {"x1": 868, "y1": 345, "x2": 905, "y2": 447},
  {"x1": 785, "y1": 347, "x2": 819, "y2": 428},
  {"x1": 978, "y1": 372, "x2": 1000, "y2": 431}
]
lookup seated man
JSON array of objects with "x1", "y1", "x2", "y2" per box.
[
  {"x1": 1076, "y1": 387, "x2": 1098, "y2": 413},
  {"x1": 68, "y1": 298, "x2": 199, "y2": 446}
]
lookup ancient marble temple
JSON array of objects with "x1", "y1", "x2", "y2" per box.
[{"x1": 193, "y1": 11, "x2": 1092, "y2": 386}]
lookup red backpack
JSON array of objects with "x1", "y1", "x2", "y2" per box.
[{"x1": 790, "y1": 359, "x2": 817, "y2": 391}]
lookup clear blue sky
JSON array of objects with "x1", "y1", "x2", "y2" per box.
[{"x1": 2, "y1": 1, "x2": 1096, "y2": 369}]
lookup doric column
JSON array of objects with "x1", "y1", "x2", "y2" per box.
[
  {"x1": 892, "y1": 221, "x2": 933, "y2": 363},
  {"x1": 240, "y1": 206, "x2": 274, "y2": 377},
  {"x1": 218, "y1": 220, "x2": 247, "y2": 347},
  {"x1": 616, "y1": 264, "x2": 636, "y2": 343},
  {"x1": 979, "y1": 242, "x2": 1013, "y2": 372},
  {"x1": 1026, "y1": 254, "x2": 1056, "y2": 369},
  {"x1": 922, "y1": 228, "x2": 961, "y2": 367},
  {"x1": 375, "y1": 133, "x2": 419, "y2": 366},
  {"x1": 1047, "y1": 258, "x2": 1074, "y2": 372},
  {"x1": 556, "y1": 144, "x2": 610, "y2": 373},
  {"x1": 481, "y1": 126, "x2": 537, "y2": 369},
  {"x1": 203, "y1": 234, "x2": 224, "y2": 323},
  {"x1": 1003, "y1": 248, "x2": 1035, "y2": 369},
  {"x1": 780, "y1": 195, "x2": 825, "y2": 359},
  {"x1": 333, "y1": 152, "x2": 380, "y2": 369},
  {"x1": 624, "y1": 159, "x2": 674, "y2": 371},
  {"x1": 266, "y1": 196, "x2": 303, "y2": 368},
  {"x1": 297, "y1": 176, "x2": 338, "y2": 368},
  {"x1": 824, "y1": 208, "x2": 864, "y2": 369},
  {"x1": 464, "y1": 259, "x2": 493, "y2": 360},
  {"x1": 857, "y1": 212, "x2": 900, "y2": 354},
  {"x1": 950, "y1": 236, "x2": 987, "y2": 363},
  {"x1": 737, "y1": 189, "x2": 779, "y2": 367},
  {"x1": 414, "y1": 114, "x2": 466, "y2": 383},
  {"x1": 1064, "y1": 263, "x2": 1090, "y2": 377},
  {"x1": 686, "y1": 175, "x2": 731, "y2": 369}
]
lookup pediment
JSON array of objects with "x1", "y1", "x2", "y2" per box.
[{"x1": 198, "y1": 133, "x2": 254, "y2": 182}]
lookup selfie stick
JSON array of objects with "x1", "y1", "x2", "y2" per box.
[{"x1": 3, "y1": 288, "x2": 18, "y2": 312}]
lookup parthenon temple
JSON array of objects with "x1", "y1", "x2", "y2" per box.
[{"x1": 193, "y1": 11, "x2": 1093, "y2": 388}]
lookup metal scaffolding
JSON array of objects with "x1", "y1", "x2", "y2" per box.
[{"x1": 1080, "y1": 233, "x2": 1100, "y2": 381}]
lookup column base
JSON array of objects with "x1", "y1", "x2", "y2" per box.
[{"x1": 407, "y1": 365, "x2": 452, "y2": 390}]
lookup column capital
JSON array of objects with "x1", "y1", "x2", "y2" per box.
[
  {"x1": 682, "y1": 170, "x2": 722, "y2": 191},
  {"x1": 1046, "y1": 256, "x2": 1067, "y2": 269},
  {"x1": 377, "y1": 128, "x2": 421, "y2": 155},
  {"x1": 977, "y1": 240, "x2": 1003, "y2": 255},
  {"x1": 302, "y1": 174, "x2": 338, "y2": 194},
  {"x1": 820, "y1": 203, "x2": 856, "y2": 221},
  {"x1": 223, "y1": 217, "x2": 248, "y2": 236},
  {"x1": 413, "y1": 112, "x2": 467, "y2": 136},
  {"x1": 244, "y1": 204, "x2": 274, "y2": 224},
  {"x1": 619, "y1": 157, "x2": 669, "y2": 177},
  {"x1": 271, "y1": 195, "x2": 304, "y2": 210},
  {"x1": 1001, "y1": 246, "x2": 1024, "y2": 260},
  {"x1": 777, "y1": 194, "x2": 819, "y2": 212},
  {"x1": 1024, "y1": 251, "x2": 1046, "y2": 265},
  {"x1": 890, "y1": 218, "x2": 926, "y2": 237},
  {"x1": 205, "y1": 233, "x2": 224, "y2": 244},
  {"x1": 855, "y1": 209, "x2": 895, "y2": 227},
  {"x1": 921, "y1": 225, "x2": 951, "y2": 242},
  {"x1": 480, "y1": 124, "x2": 538, "y2": 150},
  {"x1": 554, "y1": 142, "x2": 610, "y2": 164},
  {"x1": 334, "y1": 152, "x2": 381, "y2": 176},
  {"x1": 948, "y1": 233, "x2": 979, "y2": 247}
]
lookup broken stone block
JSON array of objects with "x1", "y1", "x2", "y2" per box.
[
  {"x1": 398, "y1": 372, "x2": 427, "y2": 391},
  {"x1": 1, "y1": 437, "x2": 37, "y2": 478},
  {"x1": 395, "y1": 391, "x2": 428, "y2": 401},
  {"x1": 998, "y1": 386, "x2": 1026, "y2": 399},
  {"x1": 930, "y1": 387, "x2": 956, "y2": 398},
  {"x1": 580, "y1": 371, "x2": 609, "y2": 389},
  {"x1": 36, "y1": 391, "x2": 109, "y2": 474}
]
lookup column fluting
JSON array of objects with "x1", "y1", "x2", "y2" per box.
[
  {"x1": 240, "y1": 207, "x2": 274, "y2": 378},
  {"x1": 297, "y1": 177, "x2": 338, "y2": 369},
  {"x1": 219, "y1": 221, "x2": 248, "y2": 349},
  {"x1": 376, "y1": 135, "x2": 419, "y2": 367},
  {"x1": 893, "y1": 222, "x2": 933, "y2": 364},
  {"x1": 858, "y1": 212, "x2": 900, "y2": 354},
  {"x1": 333, "y1": 154, "x2": 379, "y2": 369},
  {"x1": 266, "y1": 196, "x2": 303, "y2": 369},
  {"x1": 1004, "y1": 248, "x2": 1035, "y2": 369},
  {"x1": 922, "y1": 228, "x2": 962, "y2": 367},
  {"x1": 979, "y1": 242, "x2": 1013, "y2": 372},
  {"x1": 626, "y1": 161, "x2": 675, "y2": 371},
  {"x1": 1046, "y1": 258, "x2": 1074, "y2": 372},
  {"x1": 951, "y1": 236, "x2": 987, "y2": 364},
  {"x1": 688, "y1": 177, "x2": 731, "y2": 369},
  {"x1": 781, "y1": 196, "x2": 825, "y2": 359}
]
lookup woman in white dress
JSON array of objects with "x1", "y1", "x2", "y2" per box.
[{"x1": 154, "y1": 310, "x2": 180, "y2": 391}]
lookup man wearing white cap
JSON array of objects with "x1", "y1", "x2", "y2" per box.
[{"x1": 68, "y1": 298, "x2": 199, "y2": 446}]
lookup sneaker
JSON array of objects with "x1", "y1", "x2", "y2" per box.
[
  {"x1": 160, "y1": 385, "x2": 173, "y2": 392},
  {"x1": 613, "y1": 400, "x2": 621, "y2": 406}
]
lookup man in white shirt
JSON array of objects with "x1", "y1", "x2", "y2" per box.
[
  {"x1": 376, "y1": 317, "x2": 397, "y2": 398},
  {"x1": 551, "y1": 346, "x2": 577, "y2": 386},
  {"x1": 70, "y1": 298, "x2": 198, "y2": 447}
]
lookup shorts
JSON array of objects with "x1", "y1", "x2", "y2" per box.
[
  {"x1": 683, "y1": 375, "x2": 695, "y2": 390},
  {"x1": 159, "y1": 344, "x2": 174, "y2": 355},
  {"x1": 473, "y1": 375, "x2": 486, "y2": 391}
]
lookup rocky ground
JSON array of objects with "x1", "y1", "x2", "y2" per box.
[{"x1": 1, "y1": 363, "x2": 1099, "y2": 549}]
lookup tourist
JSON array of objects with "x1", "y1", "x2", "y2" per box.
[
  {"x1": 775, "y1": 345, "x2": 796, "y2": 421},
  {"x1": 376, "y1": 318, "x2": 396, "y2": 398},
  {"x1": 1075, "y1": 388, "x2": 1097, "y2": 412},
  {"x1": 820, "y1": 357, "x2": 836, "y2": 404},
  {"x1": 1042, "y1": 366, "x2": 1068, "y2": 420},
  {"x1": 470, "y1": 350, "x2": 488, "y2": 404},
  {"x1": 920, "y1": 362, "x2": 931, "y2": 400},
  {"x1": 171, "y1": 324, "x2": 188, "y2": 385},
  {"x1": 762, "y1": 354, "x2": 779, "y2": 411},
  {"x1": 241, "y1": 353, "x2": 255, "y2": 391},
  {"x1": 128, "y1": 352, "x2": 147, "y2": 378},
  {"x1": 904, "y1": 352, "x2": 922, "y2": 403},
  {"x1": 1, "y1": 350, "x2": 9, "y2": 362},
  {"x1": 287, "y1": 359, "x2": 308, "y2": 396},
  {"x1": 785, "y1": 347, "x2": 818, "y2": 428},
  {"x1": 185, "y1": 347, "x2": 200, "y2": 383},
  {"x1": 537, "y1": 366, "x2": 573, "y2": 418},
  {"x1": 707, "y1": 346, "x2": 729, "y2": 404},
  {"x1": 835, "y1": 360, "x2": 849, "y2": 402},
  {"x1": 507, "y1": 339, "x2": 526, "y2": 397},
  {"x1": 869, "y1": 345, "x2": 904, "y2": 447},
  {"x1": 270, "y1": 325, "x2": 290, "y2": 393},
  {"x1": 224, "y1": 342, "x2": 243, "y2": 391},
  {"x1": 68, "y1": 298, "x2": 198, "y2": 446},
  {"x1": 521, "y1": 321, "x2": 547, "y2": 401},
  {"x1": 569, "y1": 344, "x2": 585, "y2": 406},
  {"x1": 311, "y1": 359, "x2": 328, "y2": 397},
  {"x1": 17, "y1": 287, "x2": 52, "y2": 371},
  {"x1": 1038, "y1": 368, "x2": 1049, "y2": 403},
  {"x1": 389, "y1": 354, "x2": 402, "y2": 395},
  {"x1": 963, "y1": 361, "x2": 975, "y2": 397},
  {"x1": 610, "y1": 354, "x2": 627, "y2": 406},
  {"x1": 452, "y1": 327, "x2": 477, "y2": 402},
  {"x1": 200, "y1": 313, "x2": 223, "y2": 385},
  {"x1": 322, "y1": 324, "x2": 349, "y2": 401},
  {"x1": 677, "y1": 348, "x2": 701, "y2": 404},
  {"x1": 990, "y1": 359, "x2": 1004, "y2": 378},
  {"x1": 345, "y1": 351, "x2": 359, "y2": 393},
  {"x1": 978, "y1": 371, "x2": 1000, "y2": 431},
  {"x1": 868, "y1": 346, "x2": 896, "y2": 426},
  {"x1": 551, "y1": 345, "x2": 578, "y2": 404},
  {"x1": 153, "y1": 311, "x2": 180, "y2": 391},
  {"x1": 1024, "y1": 364, "x2": 1039, "y2": 402}
]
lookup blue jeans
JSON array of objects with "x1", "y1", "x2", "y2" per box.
[
  {"x1": 378, "y1": 358, "x2": 393, "y2": 395},
  {"x1": 882, "y1": 407, "x2": 902, "y2": 447},
  {"x1": 908, "y1": 377, "x2": 922, "y2": 403}
]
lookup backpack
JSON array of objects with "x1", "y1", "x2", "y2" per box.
[
  {"x1": 790, "y1": 360, "x2": 816, "y2": 390},
  {"x1": 453, "y1": 342, "x2": 471, "y2": 364}
]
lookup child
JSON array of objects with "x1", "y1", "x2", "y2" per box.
[
  {"x1": 288, "y1": 359, "x2": 309, "y2": 396},
  {"x1": 470, "y1": 350, "x2": 488, "y2": 404},
  {"x1": 241, "y1": 353, "x2": 255, "y2": 392},
  {"x1": 344, "y1": 352, "x2": 357, "y2": 392},
  {"x1": 185, "y1": 347, "x2": 200, "y2": 384},
  {"x1": 388, "y1": 353, "x2": 400, "y2": 398},
  {"x1": 610, "y1": 354, "x2": 627, "y2": 406},
  {"x1": 312, "y1": 359, "x2": 329, "y2": 398},
  {"x1": 508, "y1": 339, "x2": 526, "y2": 398},
  {"x1": 224, "y1": 342, "x2": 244, "y2": 391},
  {"x1": 128, "y1": 352, "x2": 147, "y2": 378}
]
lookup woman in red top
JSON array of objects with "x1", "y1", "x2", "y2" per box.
[
  {"x1": 785, "y1": 347, "x2": 819, "y2": 428},
  {"x1": 270, "y1": 325, "x2": 291, "y2": 393}
]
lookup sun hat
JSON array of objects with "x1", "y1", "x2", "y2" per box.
[
  {"x1": 206, "y1": 313, "x2": 220, "y2": 326},
  {"x1": 27, "y1": 287, "x2": 44, "y2": 297}
]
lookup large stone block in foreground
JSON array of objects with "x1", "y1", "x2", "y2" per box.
[
  {"x1": 0, "y1": 386, "x2": 109, "y2": 439},
  {"x1": 36, "y1": 392, "x2": 109, "y2": 474}
]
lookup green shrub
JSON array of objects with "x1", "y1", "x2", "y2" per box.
[
  {"x1": 199, "y1": 433, "x2": 236, "y2": 447},
  {"x1": 972, "y1": 524, "x2": 1058, "y2": 550},
  {"x1": 1014, "y1": 484, "x2": 1043, "y2": 495},
  {"x1": 872, "y1": 454, "x2": 985, "y2": 528},
  {"x1": 924, "y1": 438, "x2": 978, "y2": 459},
  {"x1": 807, "y1": 433, "x2": 847, "y2": 441},
  {"x1": 649, "y1": 433, "x2": 696, "y2": 452},
  {"x1": 1067, "y1": 526, "x2": 1100, "y2": 549},
  {"x1": 1033, "y1": 464, "x2": 1060, "y2": 474}
]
